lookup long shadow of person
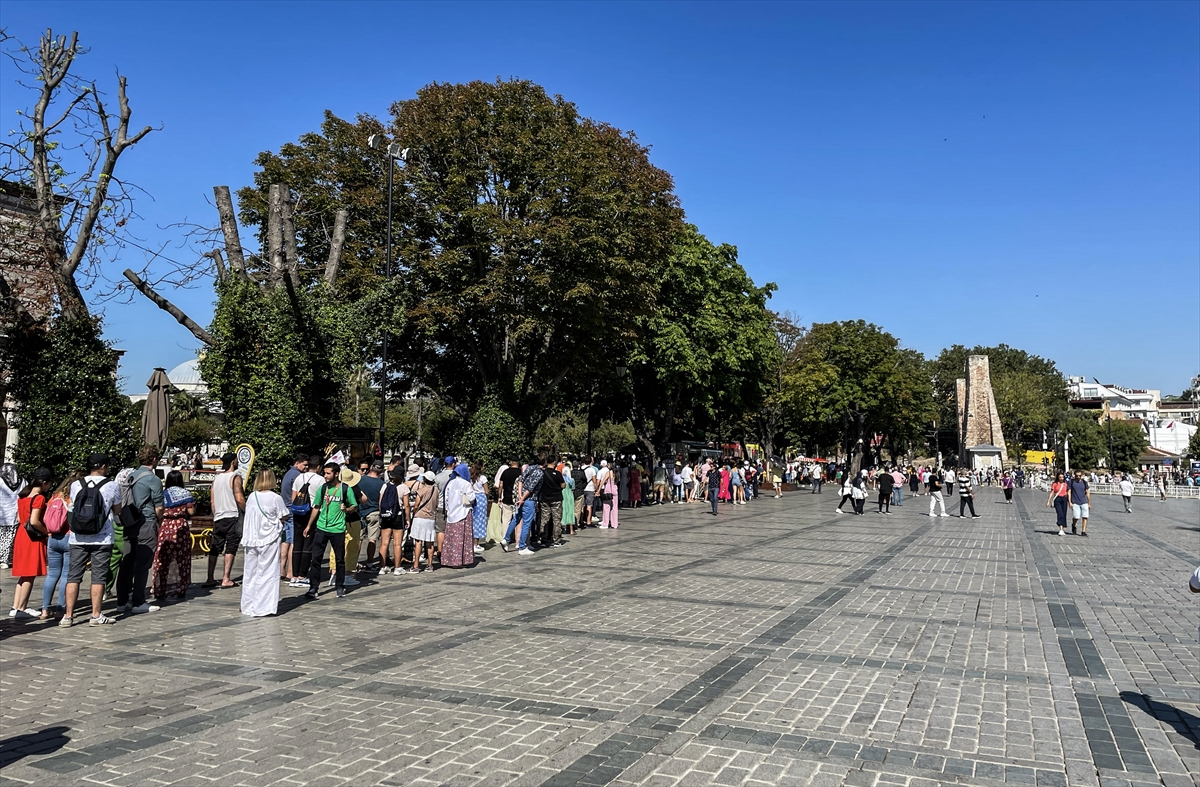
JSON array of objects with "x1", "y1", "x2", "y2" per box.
[
  {"x1": 1120, "y1": 691, "x2": 1200, "y2": 748},
  {"x1": 0, "y1": 725, "x2": 71, "y2": 767}
]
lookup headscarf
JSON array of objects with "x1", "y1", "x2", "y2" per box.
[
  {"x1": 0, "y1": 463, "x2": 21, "y2": 492},
  {"x1": 453, "y1": 462, "x2": 470, "y2": 482}
]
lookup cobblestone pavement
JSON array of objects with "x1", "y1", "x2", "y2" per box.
[{"x1": 1, "y1": 486, "x2": 1197, "y2": 787}]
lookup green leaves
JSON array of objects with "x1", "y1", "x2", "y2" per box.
[{"x1": 4, "y1": 317, "x2": 138, "y2": 479}]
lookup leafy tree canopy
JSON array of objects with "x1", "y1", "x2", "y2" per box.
[{"x1": 1107, "y1": 419, "x2": 1147, "y2": 472}]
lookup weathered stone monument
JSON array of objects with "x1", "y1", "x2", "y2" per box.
[{"x1": 956, "y1": 355, "x2": 1008, "y2": 469}]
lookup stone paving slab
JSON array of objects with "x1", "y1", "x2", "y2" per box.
[{"x1": 1, "y1": 487, "x2": 1197, "y2": 786}]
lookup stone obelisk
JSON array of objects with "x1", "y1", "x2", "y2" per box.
[{"x1": 955, "y1": 355, "x2": 1008, "y2": 467}]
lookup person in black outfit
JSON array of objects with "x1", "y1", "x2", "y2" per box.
[{"x1": 876, "y1": 471, "x2": 894, "y2": 514}]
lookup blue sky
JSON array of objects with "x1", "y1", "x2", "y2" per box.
[{"x1": 3, "y1": 1, "x2": 1198, "y2": 395}]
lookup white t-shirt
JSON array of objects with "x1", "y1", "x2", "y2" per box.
[
  {"x1": 584, "y1": 465, "x2": 597, "y2": 492},
  {"x1": 290, "y1": 471, "x2": 322, "y2": 504},
  {"x1": 1118, "y1": 479, "x2": 1134, "y2": 496},
  {"x1": 492, "y1": 464, "x2": 509, "y2": 490},
  {"x1": 69, "y1": 475, "x2": 121, "y2": 546},
  {"x1": 681, "y1": 466, "x2": 694, "y2": 483}
]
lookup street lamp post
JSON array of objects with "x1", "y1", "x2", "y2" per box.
[{"x1": 367, "y1": 135, "x2": 408, "y2": 457}]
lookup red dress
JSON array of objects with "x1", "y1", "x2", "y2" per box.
[
  {"x1": 628, "y1": 469, "x2": 642, "y2": 505},
  {"x1": 12, "y1": 495, "x2": 48, "y2": 577}
]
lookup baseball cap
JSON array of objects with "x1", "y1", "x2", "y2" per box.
[
  {"x1": 86, "y1": 453, "x2": 109, "y2": 470},
  {"x1": 423, "y1": 470, "x2": 436, "y2": 483},
  {"x1": 371, "y1": 461, "x2": 385, "y2": 472},
  {"x1": 221, "y1": 452, "x2": 236, "y2": 464},
  {"x1": 443, "y1": 455, "x2": 456, "y2": 465}
]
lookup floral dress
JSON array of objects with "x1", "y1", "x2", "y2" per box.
[{"x1": 152, "y1": 486, "x2": 194, "y2": 600}]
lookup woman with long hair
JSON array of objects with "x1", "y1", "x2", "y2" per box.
[
  {"x1": 1046, "y1": 472, "x2": 1070, "y2": 536},
  {"x1": 152, "y1": 470, "x2": 195, "y2": 602},
  {"x1": 10, "y1": 468, "x2": 52, "y2": 618},
  {"x1": 241, "y1": 469, "x2": 290, "y2": 616},
  {"x1": 41, "y1": 472, "x2": 80, "y2": 619}
]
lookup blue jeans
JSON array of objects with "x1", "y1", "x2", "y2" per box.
[
  {"x1": 506, "y1": 499, "x2": 535, "y2": 550},
  {"x1": 710, "y1": 487, "x2": 719, "y2": 514},
  {"x1": 43, "y1": 533, "x2": 70, "y2": 610},
  {"x1": 892, "y1": 487, "x2": 903, "y2": 506}
]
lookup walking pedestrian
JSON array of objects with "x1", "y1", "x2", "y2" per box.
[
  {"x1": 928, "y1": 472, "x2": 947, "y2": 517},
  {"x1": 1067, "y1": 470, "x2": 1091, "y2": 536},
  {"x1": 304, "y1": 462, "x2": 357, "y2": 598},
  {"x1": 876, "y1": 469, "x2": 894, "y2": 515},
  {"x1": 1001, "y1": 471, "x2": 1014, "y2": 504},
  {"x1": 1118, "y1": 474, "x2": 1134, "y2": 513},
  {"x1": 957, "y1": 469, "x2": 979, "y2": 518},
  {"x1": 1046, "y1": 472, "x2": 1070, "y2": 535}
]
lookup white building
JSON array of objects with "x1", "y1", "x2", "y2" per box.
[{"x1": 1067, "y1": 377, "x2": 1160, "y2": 421}]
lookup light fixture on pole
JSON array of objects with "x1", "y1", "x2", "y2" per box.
[{"x1": 366, "y1": 134, "x2": 409, "y2": 456}]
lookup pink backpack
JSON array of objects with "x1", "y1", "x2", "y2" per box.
[{"x1": 43, "y1": 496, "x2": 69, "y2": 536}]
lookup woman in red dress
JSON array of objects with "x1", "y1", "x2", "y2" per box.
[
  {"x1": 151, "y1": 470, "x2": 194, "y2": 601},
  {"x1": 10, "y1": 468, "x2": 51, "y2": 619},
  {"x1": 628, "y1": 465, "x2": 643, "y2": 508},
  {"x1": 718, "y1": 465, "x2": 732, "y2": 502}
]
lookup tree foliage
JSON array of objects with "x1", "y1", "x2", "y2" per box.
[
  {"x1": 625, "y1": 224, "x2": 776, "y2": 463},
  {"x1": 1059, "y1": 410, "x2": 1105, "y2": 471},
  {"x1": 1107, "y1": 419, "x2": 1147, "y2": 472},
  {"x1": 783, "y1": 320, "x2": 932, "y2": 469},
  {"x1": 1187, "y1": 427, "x2": 1200, "y2": 460},
  {"x1": 199, "y1": 273, "x2": 372, "y2": 470},
  {"x1": 3, "y1": 317, "x2": 138, "y2": 478},
  {"x1": 456, "y1": 395, "x2": 530, "y2": 469}
]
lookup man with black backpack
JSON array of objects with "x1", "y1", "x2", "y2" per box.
[{"x1": 63, "y1": 453, "x2": 124, "y2": 627}]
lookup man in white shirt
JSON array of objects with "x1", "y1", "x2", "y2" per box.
[
  {"x1": 1118, "y1": 474, "x2": 1134, "y2": 513},
  {"x1": 943, "y1": 468, "x2": 956, "y2": 496},
  {"x1": 582, "y1": 456, "x2": 598, "y2": 524},
  {"x1": 204, "y1": 452, "x2": 245, "y2": 589},
  {"x1": 64, "y1": 453, "x2": 124, "y2": 627}
]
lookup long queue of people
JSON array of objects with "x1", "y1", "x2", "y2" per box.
[{"x1": 2, "y1": 444, "x2": 780, "y2": 625}]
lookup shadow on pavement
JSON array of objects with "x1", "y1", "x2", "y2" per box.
[
  {"x1": 0, "y1": 725, "x2": 71, "y2": 767},
  {"x1": 1120, "y1": 691, "x2": 1200, "y2": 748}
]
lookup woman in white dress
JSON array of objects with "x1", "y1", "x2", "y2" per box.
[{"x1": 241, "y1": 469, "x2": 291, "y2": 616}]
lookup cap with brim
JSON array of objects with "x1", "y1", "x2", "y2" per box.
[
  {"x1": 221, "y1": 452, "x2": 236, "y2": 463},
  {"x1": 371, "y1": 461, "x2": 385, "y2": 472},
  {"x1": 406, "y1": 463, "x2": 421, "y2": 477},
  {"x1": 422, "y1": 470, "x2": 436, "y2": 483},
  {"x1": 443, "y1": 456, "x2": 456, "y2": 465},
  {"x1": 87, "y1": 452, "x2": 109, "y2": 470}
]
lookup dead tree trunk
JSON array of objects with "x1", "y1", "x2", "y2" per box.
[
  {"x1": 323, "y1": 209, "x2": 348, "y2": 289},
  {"x1": 122, "y1": 269, "x2": 214, "y2": 344},
  {"x1": 213, "y1": 186, "x2": 247, "y2": 275}
]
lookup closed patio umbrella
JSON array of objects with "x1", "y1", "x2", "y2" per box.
[{"x1": 142, "y1": 367, "x2": 172, "y2": 450}]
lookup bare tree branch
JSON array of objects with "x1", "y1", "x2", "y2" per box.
[
  {"x1": 122, "y1": 268, "x2": 214, "y2": 344},
  {"x1": 207, "y1": 248, "x2": 226, "y2": 281},
  {"x1": 324, "y1": 209, "x2": 348, "y2": 289}
]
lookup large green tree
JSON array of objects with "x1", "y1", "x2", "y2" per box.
[
  {"x1": 783, "y1": 320, "x2": 932, "y2": 473},
  {"x1": 1106, "y1": 419, "x2": 1147, "y2": 472},
  {"x1": 929, "y1": 345, "x2": 1067, "y2": 461},
  {"x1": 1059, "y1": 410, "x2": 1105, "y2": 471},
  {"x1": 624, "y1": 225, "x2": 776, "y2": 464},
  {"x1": 240, "y1": 79, "x2": 685, "y2": 426}
]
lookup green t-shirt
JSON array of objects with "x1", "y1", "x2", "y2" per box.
[{"x1": 313, "y1": 482, "x2": 354, "y2": 534}]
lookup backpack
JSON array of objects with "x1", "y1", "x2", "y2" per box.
[
  {"x1": 379, "y1": 482, "x2": 401, "y2": 525},
  {"x1": 72, "y1": 478, "x2": 111, "y2": 535},
  {"x1": 44, "y1": 497, "x2": 69, "y2": 536},
  {"x1": 289, "y1": 478, "x2": 313, "y2": 517}
]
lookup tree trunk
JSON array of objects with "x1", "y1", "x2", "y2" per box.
[
  {"x1": 324, "y1": 210, "x2": 348, "y2": 288},
  {"x1": 213, "y1": 186, "x2": 247, "y2": 275},
  {"x1": 267, "y1": 184, "x2": 285, "y2": 290}
]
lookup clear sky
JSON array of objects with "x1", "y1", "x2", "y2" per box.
[{"x1": 3, "y1": 1, "x2": 1198, "y2": 396}]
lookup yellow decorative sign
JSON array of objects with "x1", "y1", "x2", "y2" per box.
[{"x1": 234, "y1": 443, "x2": 256, "y2": 485}]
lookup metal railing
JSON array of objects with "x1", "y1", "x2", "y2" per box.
[{"x1": 1030, "y1": 477, "x2": 1199, "y2": 499}]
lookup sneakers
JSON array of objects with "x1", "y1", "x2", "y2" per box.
[
  {"x1": 88, "y1": 614, "x2": 116, "y2": 626},
  {"x1": 8, "y1": 608, "x2": 37, "y2": 619},
  {"x1": 393, "y1": 567, "x2": 406, "y2": 576},
  {"x1": 130, "y1": 603, "x2": 160, "y2": 614},
  {"x1": 1058, "y1": 529, "x2": 1065, "y2": 536},
  {"x1": 117, "y1": 603, "x2": 133, "y2": 614},
  {"x1": 1081, "y1": 531, "x2": 1089, "y2": 537},
  {"x1": 336, "y1": 587, "x2": 346, "y2": 598},
  {"x1": 939, "y1": 513, "x2": 950, "y2": 517},
  {"x1": 304, "y1": 589, "x2": 319, "y2": 599},
  {"x1": 289, "y1": 577, "x2": 310, "y2": 587},
  {"x1": 518, "y1": 548, "x2": 535, "y2": 556},
  {"x1": 500, "y1": 541, "x2": 510, "y2": 553},
  {"x1": 835, "y1": 509, "x2": 844, "y2": 515},
  {"x1": 342, "y1": 576, "x2": 360, "y2": 587},
  {"x1": 58, "y1": 615, "x2": 73, "y2": 628},
  {"x1": 380, "y1": 567, "x2": 392, "y2": 575},
  {"x1": 474, "y1": 545, "x2": 485, "y2": 554},
  {"x1": 971, "y1": 515, "x2": 981, "y2": 519}
]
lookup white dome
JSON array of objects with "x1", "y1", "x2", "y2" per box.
[{"x1": 167, "y1": 359, "x2": 205, "y2": 388}]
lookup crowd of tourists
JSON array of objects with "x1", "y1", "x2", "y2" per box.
[{"x1": 0, "y1": 446, "x2": 786, "y2": 625}]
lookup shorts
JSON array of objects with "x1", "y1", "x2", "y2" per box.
[
  {"x1": 67, "y1": 542, "x2": 113, "y2": 586},
  {"x1": 363, "y1": 511, "x2": 381, "y2": 543},
  {"x1": 283, "y1": 517, "x2": 294, "y2": 544},
  {"x1": 211, "y1": 515, "x2": 242, "y2": 555},
  {"x1": 583, "y1": 491, "x2": 595, "y2": 508},
  {"x1": 435, "y1": 512, "x2": 446, "y2": 534},
  {"x1": 379, "y1": 512, "x2": 405, "y2": 531},
  {"x1": 652, "y1": 483, "x2": 666, "y2": 495},
  {"x1": 1071, "y1": 503, "x2": 1090, "y2": 519},
  {"x1": 684, "y1": 481, "x2": 695, "y2": 491}
]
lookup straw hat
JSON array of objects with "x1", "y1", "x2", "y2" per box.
[{"x1": 339, "y1": 467, "x2": 361, "y2": 487}]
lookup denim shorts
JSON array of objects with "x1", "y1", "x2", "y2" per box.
[{"x1": 283, "y1": 517, "x2": 294, "y2": 544}]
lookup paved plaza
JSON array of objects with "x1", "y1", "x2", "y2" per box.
[{"x1": 1, "y1": 486, "x2": 1197, "y2": 787}]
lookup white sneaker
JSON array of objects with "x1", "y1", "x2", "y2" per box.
[
  {"x1": 393, "y1": 567, "x2": 406, "y2": 575},
  {"x1": 342, "y1": 576, "x2": 360, "y2": 587},
  {"x1": 518, "y1": 548, "x2": 535, "y2": 556},
  {"x1": 1058, "y1": 529, "x2": 1065, "y2": 536},
  {"x1": 380, "y1": 567, "x2": 391, "y2": 575},
  {"x1": 130, "y1": 603, "x2": 160, "y2": 614},
  {"x1": 473, "y1": 545, "x2": 485, "y2": 554},
  {"x1": 939, "y1": 513, "x2": 950, "y2": 517},
  {"x1": 8, "y1": 608, "x2": 37, "y2": 619}
]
